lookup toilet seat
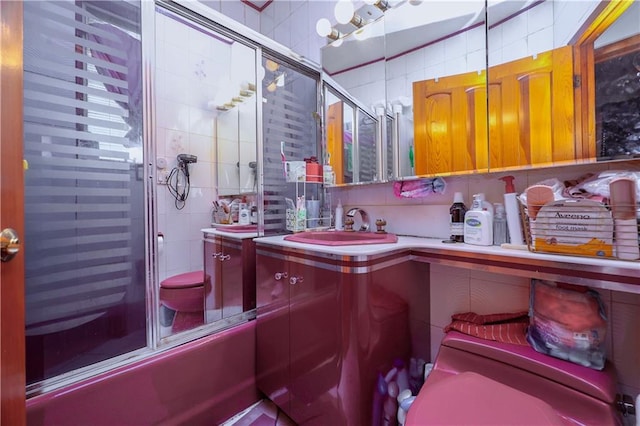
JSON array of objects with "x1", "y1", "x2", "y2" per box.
[
  {"x1": 406, "y1": 371, "x2": 566, "y2": 425},
  {"x1": 160, "y1": 271, "x2": 205, "y2": 313},
  {"x1": 160, "y1": 271, "x2": 204, "y2": 289}
]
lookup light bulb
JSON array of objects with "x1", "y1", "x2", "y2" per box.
[
  {"x1": 334, "y1": 0, "x2": 354, "y2": 25},
  {"x1": 316, "y1": 18, "x2": 332, "y2": 37},
  {"x1": 265, "y1": 59, "x2": 279, "y2": 72},
  {"x1": 267, "y1": 82, "x2": 277, "y2": 92},
  {"x1": 331, "y1": 37, "x2": 343, "y2": 47}
]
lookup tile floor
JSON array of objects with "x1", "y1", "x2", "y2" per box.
[{"x1": 221, "y1": 399, "x2": 296, "y2": 426}]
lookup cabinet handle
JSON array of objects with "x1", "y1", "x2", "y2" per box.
[
  {"x1": 212, "y1": 252, "x2": 222, "y2": 258},
  {"x1": 219, "y1": 254, "x2": 231, "y2": 261},
  {"x1": 274, "y1": 272, "x2": 288, "y2": 280},
  {"x1": 289, "y1": 276, "x2": 303, "y2": 285}
]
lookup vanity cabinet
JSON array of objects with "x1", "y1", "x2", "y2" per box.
[
  {"x1": 255, "y1": 242, "x2": 426, "y2": 425},
  {"x1": 203, "y1": 233, "x2": 255, "y2": 323},
  {"x1": 255, "y1": 246, "x2": 342, "y2": 424}
]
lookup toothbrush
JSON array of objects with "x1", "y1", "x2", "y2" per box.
[{"x1": 280, "y1": 141, "x2": 286, "y2": 178}]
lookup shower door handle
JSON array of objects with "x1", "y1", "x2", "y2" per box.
[{"x1": 1, "y1": 228, "x2": 20, "y2": 262}]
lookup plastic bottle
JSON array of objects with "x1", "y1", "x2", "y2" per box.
[
  {"x1": 372, "y1": 372, "x2": 388, "y2": 426},
  {"x1": 449, "y1": 192, "x2": 467, "y2": 242},
  {"x1": 250, "y1": 202, "x2": 258, "y2": 224},
  {"x1": 464, "y1": 193, "x2": 493, "y2": 246},
  {"x1": 383, "y1": 381, "x2": 399, "y2": 426},
  {"x1": 238, "y1": 203, "x2": 250, "y2": 225},
  {"x1": 396, "y1": 389, "x2": 413, "y2": 426},
  {"x1": 335, "y1": 199, "x2": 344, "y2": 230},
  {"x1": 394, "y1": 359, "x2": 410, "y2": 395},
  {"x1": 408, "y1": 358, "x2": 425, "y2": 394},
  {"x1": 493, "y1": 203, "x2": 508, "y2": 246},
  {"x1": 499, "y1": 176, "x2": 524, "y2": 246}
]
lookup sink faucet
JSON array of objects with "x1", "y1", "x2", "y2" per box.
[{"x1": 345, "y1": 208, "x2": 370, "y2": 232}]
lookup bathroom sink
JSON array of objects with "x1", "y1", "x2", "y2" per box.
[
  {"x1": 284, "y1": 230, "x2": 398, "y2": 246},
  {"x1": 212, "y1": 224, "x2": 257, "y2": 233}
]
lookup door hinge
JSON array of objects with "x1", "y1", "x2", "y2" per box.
[{"x1": 573, "y1": 75, "x2": 581, "y2": 88}]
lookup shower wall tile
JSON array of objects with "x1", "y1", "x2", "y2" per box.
[
  {"x1": 156, "y1": 10, "x2": 221, "y2": 283},
  {"x1": 220, "y1": 0, "x2": 246, "y2": 25}
]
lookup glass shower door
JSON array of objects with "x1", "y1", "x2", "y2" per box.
[{"x1": 23, "y1": 0, "x2": 147, "y2": 386}]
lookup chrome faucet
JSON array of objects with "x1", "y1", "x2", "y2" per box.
[{"x1": 345, "y1": 208, "x2": 370, "y2": 232}]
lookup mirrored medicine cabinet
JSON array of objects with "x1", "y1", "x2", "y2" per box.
[{"x1": 320, "y1": 0, "x2": 640, "y2": 184}]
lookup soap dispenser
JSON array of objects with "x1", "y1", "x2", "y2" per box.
[{"x1": 464, "y1": 193, "x2": 493, "y2": 246}]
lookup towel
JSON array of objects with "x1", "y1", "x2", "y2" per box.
[{"x1": 444, "y1": 311, "x2": 530, "y2": 346}]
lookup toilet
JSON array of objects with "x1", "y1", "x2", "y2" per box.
[
  {"x1": 407, "y1": 331, "x2": 621, "y2": 425},
  {"x1": 159, "y1": 271, "x2": 205, "y2": 333}
]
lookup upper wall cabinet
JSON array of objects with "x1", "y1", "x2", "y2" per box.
[
  {"x1": 487, "y1": 0, "x2": 640, "y2": 170},
  {"x1": 386, "y1": 1, "x2": 488, "y2": 177},
  {"x1": 321, "y1": 0, "x2": 639, "y2": 181}
]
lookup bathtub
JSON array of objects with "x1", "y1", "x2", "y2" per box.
[{"x1": 27, "y1": 321, "x2": 259, "y2": 425}]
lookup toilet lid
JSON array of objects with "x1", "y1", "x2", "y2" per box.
[
  {"x1": 160, "y1": 271, "x2": 204, "y2": 289},
  {"x1": 406, "y1": 372, "x2": 566, "y2": 425}
]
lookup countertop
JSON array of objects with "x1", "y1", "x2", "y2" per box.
[
  {"x1": 253, "y1": 234, "x2": 640, "y2": 293},
  {"x1": 201, "y1": 228, "x2": 257, "y2": 240}
]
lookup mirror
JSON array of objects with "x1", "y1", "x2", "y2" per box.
[
  {"x1": 385, "y1": 0, "x2": 488, "y2": 177},
  {"x1": 324, "y1": 81, "x2": 382, "y2": 184},
  {"x1": 592, "y1": 1, "x2": 640, "y2": 160},
  {"x1": 320, "y1": 5, "x2": 387, "y2": 184},
  {"x1": 215, "y1": 41, "x2": 258, "y2": 196},
  {"x1": 487, "y1": 0, "x2": 640, "y2": 169}
]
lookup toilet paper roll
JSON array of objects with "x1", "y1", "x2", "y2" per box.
[{"x1": 158, "y1": 233, "x2": 164, "y2": 254}]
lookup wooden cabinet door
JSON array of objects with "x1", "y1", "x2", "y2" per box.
[
  {"x1": 488, "y1": 45, "x2": 576, "y2": 169},
  {"x1": 413, "y1": 70, "x2": 487, "y2": 175},
  {"x1": 327, "y1": 101, "x2": 345, "y2": 184}
]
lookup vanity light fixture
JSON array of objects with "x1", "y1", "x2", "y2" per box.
[
  {"x1": 316, "y1": 18, "x2": 342, "y2": 40},
  {"x1": 334, "y1": 0, "x2": 365, "y2": 27},
  {"x1": 364, "y1": 0, "x2": 390, "y2": 12}
]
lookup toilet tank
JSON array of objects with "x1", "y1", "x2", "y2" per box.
[{"x1": 428, "y1": 331, "x2": 620, "y2": 425}]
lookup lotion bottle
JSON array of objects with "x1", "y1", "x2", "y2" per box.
[
  {"x1": 499, "y1": 176, "x2": 524, "y2": 245},
  {"x1": 464, "y1": 193, "x2": 493, "y2": 246},
  {"x1": 335, "y1": 199, "x2": 344, "y2": 230}
]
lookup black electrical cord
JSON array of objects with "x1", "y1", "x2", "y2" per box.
[{"x1": 167, "y1": 162, "x2": 191, "y2": 210}]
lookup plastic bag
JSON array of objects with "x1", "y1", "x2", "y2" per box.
[{"x1": 527, "y1": 279, "x2": 607, "y2": 370}]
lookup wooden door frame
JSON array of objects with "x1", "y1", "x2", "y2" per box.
[
  {"x1": 0, "y1": 0, "x2": 26, "y2": 424},
  {"x1": 572, "y1": 0, "x2": 634, "y2": 161}
]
